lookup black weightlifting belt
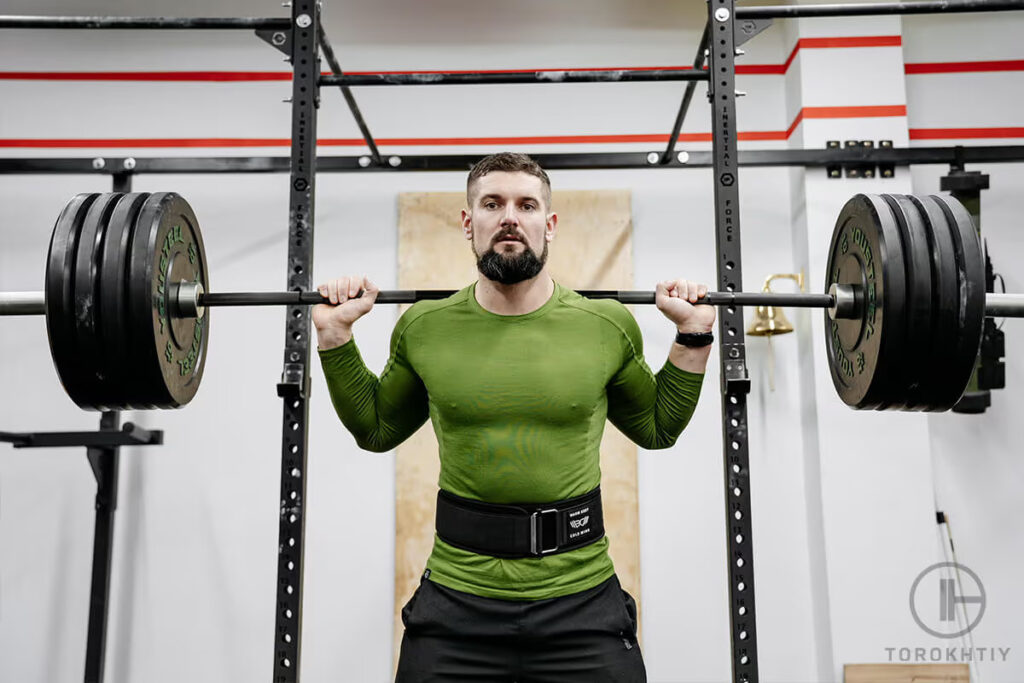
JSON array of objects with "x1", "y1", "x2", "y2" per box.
[{"x1": 435, "y1": 486, "x2": 604, "y2": 559}]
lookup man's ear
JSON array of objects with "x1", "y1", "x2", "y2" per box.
[
  {"x1": 545, "y1": 212, "x2": 558, "y2": 242},
  {"x1": 461, "y1": 208, "x2": 473, "y2": 240}
]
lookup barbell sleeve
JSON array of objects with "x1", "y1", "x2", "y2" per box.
[{"x1": 0, "y1": 291, "x2": 45, "y2": 315}]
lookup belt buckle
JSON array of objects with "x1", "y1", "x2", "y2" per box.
[{"x1": 530, "y1": 508, "x2": 560, "y2": 556}]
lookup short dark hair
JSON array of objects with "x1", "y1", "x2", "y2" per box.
[{"x1": 466, "y1": 152, "x2": 552, "y2": 208}]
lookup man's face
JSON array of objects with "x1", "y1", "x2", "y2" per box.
[{"x1": 462, "y1": 171, "x2": 557, "y2": 285}]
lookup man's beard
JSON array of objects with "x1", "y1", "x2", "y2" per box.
[{"x1": 475, "y1": 237, "x2": 549, "y2": 285}]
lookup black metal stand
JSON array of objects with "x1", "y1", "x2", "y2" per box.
[
  {"x1": 270, "y1": 3, "x2": 319, "y2": 681},
  {"x1": 1, "y1": 413, "x2": 163, "y2": 683},
  {"x1": 707, "y1": 3, "x2": 758, "y2": 681}
]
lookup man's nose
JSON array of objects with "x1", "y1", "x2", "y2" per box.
[{"x1": 500, "y1": 205, "x2": 519, "y2": 225}]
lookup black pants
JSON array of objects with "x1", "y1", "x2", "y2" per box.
[{"x1": 395, "y1": 574, "x2": 646, "y2": 682}]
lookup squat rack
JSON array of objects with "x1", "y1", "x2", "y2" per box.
[{"x1": 3, "y1": 2, "x2": 1024, "y2": 682}]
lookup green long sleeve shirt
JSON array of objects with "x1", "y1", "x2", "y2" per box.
[{"x1": 318, "y1": 281, "x2": 703, "y2": 600}]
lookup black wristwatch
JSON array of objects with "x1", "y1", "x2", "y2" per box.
[{"x1": 675, "y1": 331, "x2": 715, "y2": 347}]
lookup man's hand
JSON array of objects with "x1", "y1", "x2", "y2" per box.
[
  {"x1": 312, "y1": 275, "x2": 379, "y2": 350},
  {"x1": 655, "y1": 279, "x2": 716, "y2": 333}
]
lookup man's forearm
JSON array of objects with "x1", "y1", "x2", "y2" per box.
[{"x1": 668, "y1": 341, "x2": 713, "y2": 374}]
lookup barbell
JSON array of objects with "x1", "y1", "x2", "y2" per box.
[{"x1": 0, "y1": 191, "x2": 1019, "y2": 412}]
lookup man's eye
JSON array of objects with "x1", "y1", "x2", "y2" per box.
[
  {"x1": 522, "y1": 204, "x2": 535, "y2": 211},
  {"x1": 484, "y1": 202, "x2": 498, "y2": 209}
]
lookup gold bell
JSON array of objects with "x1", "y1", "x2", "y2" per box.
[
  {"x1": 747, "y1": 304, "x2": 794, "y2": 337},
  {"x1": 746, "y1": 273, "x2": 803, "y2": 337}
]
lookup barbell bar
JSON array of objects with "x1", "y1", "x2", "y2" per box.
[
  {"x1": 3, "y1": 286, "x2": 1019, "y2": 318},
  {"x1": 0, "y1": 190, "x2": 1018, "y2": 412},
  {"x1": 0, "y1": 287, "x2": 840, "y2": 314}
]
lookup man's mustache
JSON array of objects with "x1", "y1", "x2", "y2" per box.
[{"x1": 492, "y1": 232, "x2": 524, "y2": 246}]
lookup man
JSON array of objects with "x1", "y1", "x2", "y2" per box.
[{"x1": 313, "y1": 152, "x2": 714, "y2": 682}]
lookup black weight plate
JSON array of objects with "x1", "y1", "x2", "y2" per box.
[
  {"x1": 930, "y1": 194, "x2": 986, "y2": 410},
  {"x1": 71, "y1": 192, "x2": 124, "y2": 409},
  {"x1": 824, "y1": 194, "x2": 908, "y2": 409},
  {"x1": 908, "y1": 195, "x2": 961, "y2": 411},
  {"x1": 880, "y1": 194, "x2": 933, "y2": 411},
  {"x1": 45, "y1": 193, "x2": 100, "y2": 408},
  {"x1": 127, "y1": 192, "x2": 209, "y2": 408},
  {"x1": 97, "y1": 192, "x2": 150, "y2": 409}
]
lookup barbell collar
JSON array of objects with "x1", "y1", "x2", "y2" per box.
[
  {"x1": 171, "y1": 281, "x2": 206, "y2": 319},
  {"x1": 827, "y1": 283, "x2": 859, "y2": 320}
]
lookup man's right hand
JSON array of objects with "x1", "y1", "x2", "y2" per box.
[{"x1": 312, "y1": 275, "x2": 379, "y2": 350}]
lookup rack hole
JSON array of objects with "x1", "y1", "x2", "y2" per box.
[{"x1": 735, "y1": 534, "x2": 743, "y2": 544}]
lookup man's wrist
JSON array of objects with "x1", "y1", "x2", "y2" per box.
[
  {"x1": 676, "y1": 323, "x2": 714, "y2": 334},
  {"x1": 316, "y1": 325, "x2": 353, "y2": 351}
]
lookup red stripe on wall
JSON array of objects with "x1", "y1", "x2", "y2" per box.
[
  {"x1": 905, "y1": 59, "x2": 1024, "y2": 74},
  {"x1": 909, "y1": 127, "x2": 1024, "y2": 140},
  {"x1": 803, "y1": 105, "x2": 907, "y2": 119},
  {"x1": 34, "y1": 108, "x2": 1024, "y2": 150},
  {"x1": 0, "y1": 132, "x2": 785, "y2": 148},
  {"x1": 0, "y1": 71, "x2": 291, "y2": 82},
  {"x1": 782, "y1": 35, "x2": 902, "y2": 72}
]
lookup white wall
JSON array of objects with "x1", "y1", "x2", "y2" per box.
[{"x1": 0, "y1": 2, "x2": 1022, "y2": 683}]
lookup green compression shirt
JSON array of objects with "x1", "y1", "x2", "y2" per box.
[{"x1": 318, "y1": 281, "x2": 703, "y2": 600}]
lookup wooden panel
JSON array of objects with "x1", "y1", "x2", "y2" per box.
[
  {"x1": 844, "y1": 663, "x2": 970, "y2": 683},
  {"x1": 393, "y1": 190, "x2": 637, "y2": 668}
]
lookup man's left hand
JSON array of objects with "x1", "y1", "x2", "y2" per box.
[{"x1": 656, "y1": 279, "x2": 717, "y2": 333}]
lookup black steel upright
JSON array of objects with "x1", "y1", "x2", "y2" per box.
[
  {"x1": 273, "y1": 2, "x2": 319, "y2": 681},
  {"x1": 83, "y1": 411, "x2": 120, "y2": 683},
  {"x1": 707, "y1": 1, "x2": 758, "y2": 682}
]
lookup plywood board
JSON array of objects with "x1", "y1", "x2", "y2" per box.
[
  {"x1": 844, "y1": 663, "x2": 970, "y2": 683},
  {"x1": 393, "y1": 190, "x2": 638, "y2": 667}
]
